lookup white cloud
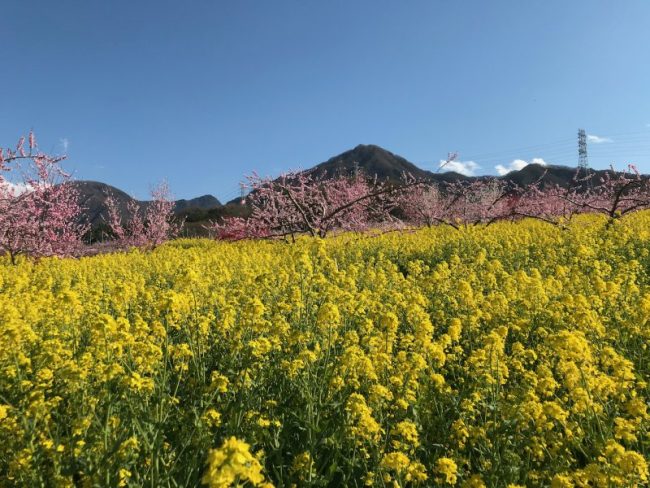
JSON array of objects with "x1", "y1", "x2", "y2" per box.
[
  {"x1": 495, "y1": 164, "x2": 511, "y2": 176},
  {"x1": 587, "y1": 134, "x2": 612, "y2": 144},
  {"x1": 439, "y1": 159, "x2": 480, "y2": 176},
  {"x1": 495, "y1": 158, "x2": 547, "y2": 176},
  {"x1": 1, "y1": 181, "x2": 33, "y2": 195},
  {"x1": 59, "y1": 138, "x2": 69, "y2": 152}
]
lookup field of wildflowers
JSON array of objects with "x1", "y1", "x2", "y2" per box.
[{"x1": 1, "y1": 214, "x2": 649, "y2": 487}]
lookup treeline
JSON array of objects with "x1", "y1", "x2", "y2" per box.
[
  {"x1": 208, "y1": 166, "x2": 650, "y2": 240},
  {"x1": 2, "y1": 132, "x2": 650, "y2": 262}
]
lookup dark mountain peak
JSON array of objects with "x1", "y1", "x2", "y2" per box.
[
  {"x1": 312, "y1": 144, "x2": 434, "y2": 181},
  {"x1": 499, "y1": 163, "x2": 623, "y2": 189},
  {"x1": 174, "y1": 194, "x2": 222, "y2": 212},
  {"x1": 72, "y1": 180, "x2": 130, "y2": 198},
  {"x1": 344, "y1": 143, "x2": 407, "y2": 161},
  {"x1": 71, "y1": 181, "x2": 135, "y2": 225},
  {"x1": 351, "y1": 143, "x2": 387, "y2": 152},
  {"x1": 502, "y1": 163, "x2": 551, "y2": 184}
]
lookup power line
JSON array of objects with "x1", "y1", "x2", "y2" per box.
[
  {"x1": 430, "y1": 129, "x2": 649, "y2": 164},
  {"x1": 458, "y1": 139, "x2": 576, "y2": 161}
]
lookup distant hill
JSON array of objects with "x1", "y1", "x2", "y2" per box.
[
  {"x1": 311, "y1": 144, "x2": 604, "y2": 188},
  {"x1": 224, "y1": 144, "x2": 470, "y2": 205},
  {"x1": 304, "y1": 144, "x2": 622, "y2": 190},
  {"x1": 310, "y1": 144, "x2": 436, "y2": 181},
  {"x1": 174, "y1": 195, "x2": 222, "y2": 212},
  {"x1": 72, "y1": 181, "x2": 222, "y2": 227},
  {"x1": 498, "y1": 163, "x2": 590, "y2": 188}
]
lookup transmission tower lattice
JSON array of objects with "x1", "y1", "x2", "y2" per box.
[{"x1": 578, "y1": 129, "x2": 588, "y2": 168}]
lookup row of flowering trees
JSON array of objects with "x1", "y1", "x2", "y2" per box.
[
  {"x1": 210, "y1": 165, "x2": 650, "y2": 240},
  {"x1": 3, "y1": 132, "x2": 650, "y2": 261},
  {"x1": 208, "y1": 171, "x2": 413, "y2": 240},
  {"x1": 510, "y1": 165, "x2": 649, "y2": 224},
  {"x1": 0, "y1": 133, "x2": 181, "y2": 263}
]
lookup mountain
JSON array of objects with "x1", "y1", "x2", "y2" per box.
[
  {"x1": 304, "y1": 144, "x2": 618, "y2": 189},
  {"x1": 72, "y1": 181, "x2": 222, "y2": 227},
  {"x1": 72, "y1": 181, "x2": 134, "y2": 227},
  {"x1": 224, "y1": 144, "x2": 471, "y2": 205},
  {"x1": 498, "y1": 163, "x2": 587, "y2": 188},
  {"x1": 311, "y1": 144, "x2": 436, "y2": 181},
  {"x1": 174, "y1": 195, "x2": 222, "y2": 212}
]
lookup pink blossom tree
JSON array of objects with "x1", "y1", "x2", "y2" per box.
[
  {"x1": 209, "y1": 170, "x2": 409, "y2": 241},
  {"x1": 443, "y1": 178, "x2": 512, "y2": 226},
  {"x1": 510, "y1": 179, "x2": 580, "y2": 226},
  {"x1": 399, "y1": 177, "x2": 512, "y2": 229},
  {"x1": 571, "y1": 165, "x2": 650, "y2": 220},
  {"x1": 0, "y1": 132, "x2": 88, "y2": 264},
  {"x1": 511, "y1": 166, "x2": 650, "y2": 226},
  {"x1": 104, "y1": 181, "x2": 183, "y2": 250},
  {"x1": 398, "y1": 180, "x2": 450, "y2": 228}
]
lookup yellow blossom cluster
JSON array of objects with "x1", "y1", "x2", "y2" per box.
[{"x1": 1, "y1": 212, "x2": 650, "y2": 486}]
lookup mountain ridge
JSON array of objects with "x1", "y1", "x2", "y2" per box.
[
  {"x1": 73, "y1": 144, "x2": 627, "y2": 233},
  {"x1": 71, "y1": 180, "x2": 222, "y2": 227}
]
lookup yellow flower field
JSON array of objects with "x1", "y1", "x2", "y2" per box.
[{"x1": 1, "y1": 214, "x2": 649, "y2": 487}]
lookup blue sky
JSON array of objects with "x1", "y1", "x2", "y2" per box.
[{"x1": 2, "y1": 1, "x2": 650, "y2": 200}]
